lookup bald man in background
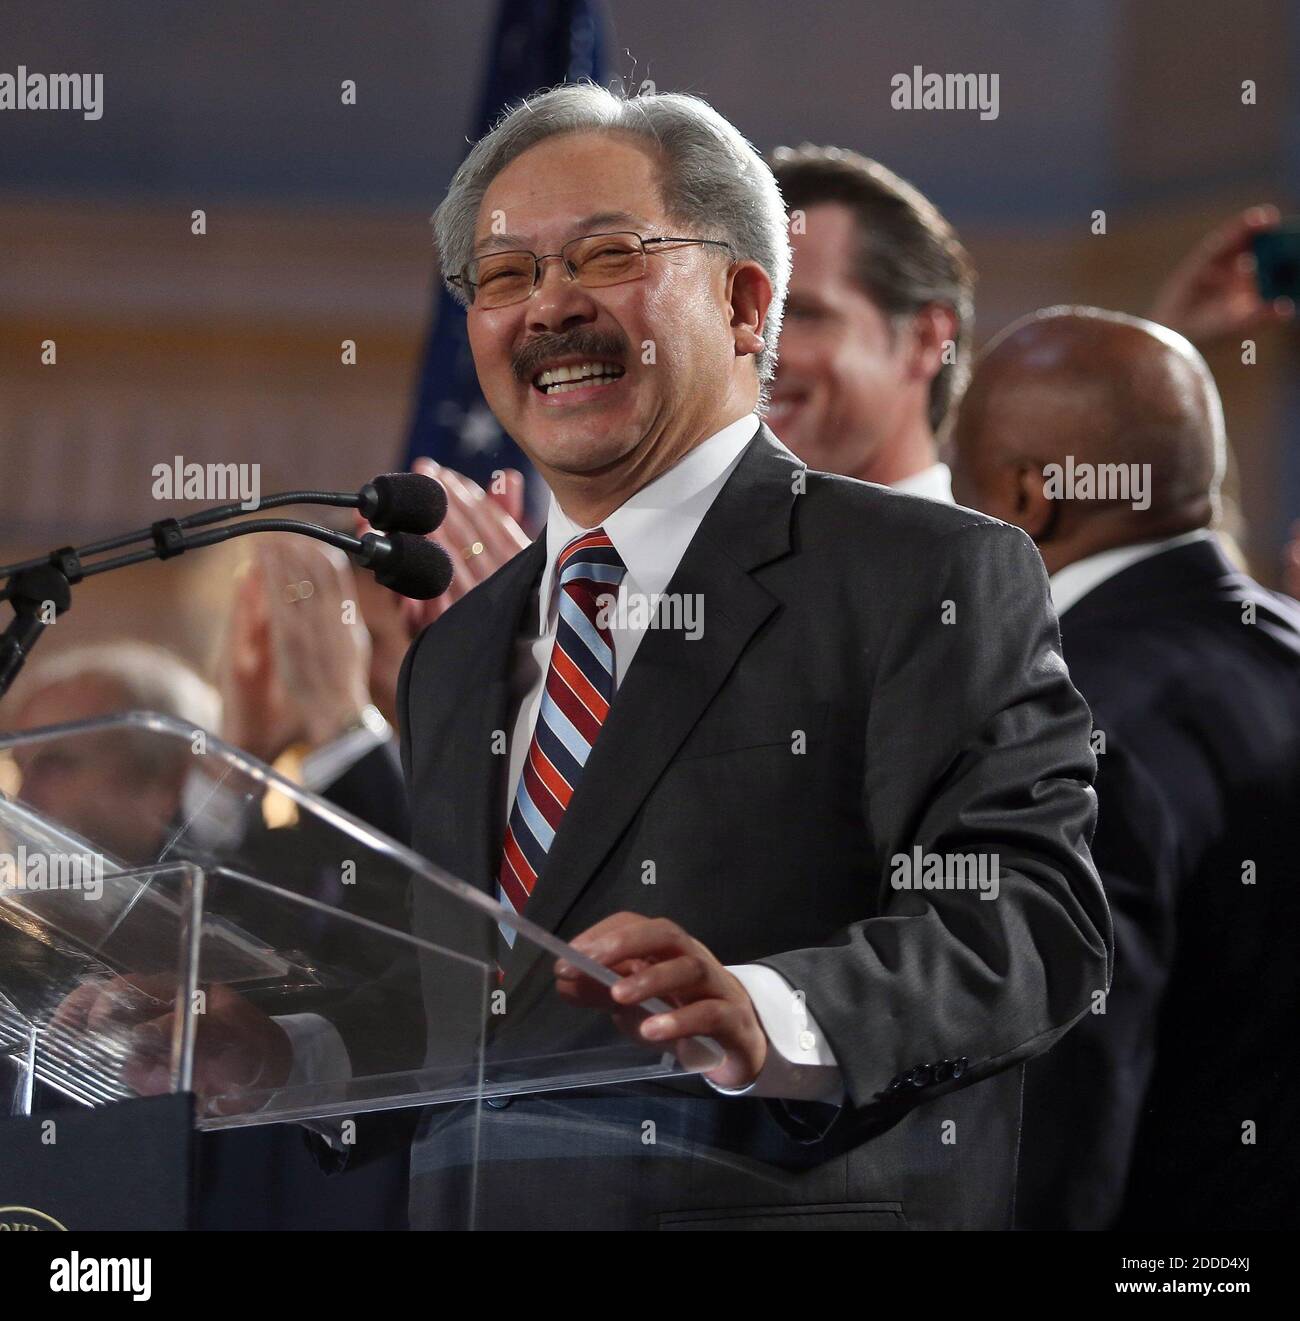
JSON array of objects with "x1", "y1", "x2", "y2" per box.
[{"x1": 951, "y1": 307, "x2": 1300, "y2": 1230}]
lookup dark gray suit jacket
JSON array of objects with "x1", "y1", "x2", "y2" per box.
[{"x1": 391, "y1": 423, "x2": 1110, "y2": 1230}]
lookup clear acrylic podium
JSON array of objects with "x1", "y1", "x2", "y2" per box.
[{"x1": 0, "y1": 712, "x2": 721, "y2": 1207}]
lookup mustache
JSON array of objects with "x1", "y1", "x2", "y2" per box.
[{"x1": 513, "y1": 329, "x2": 630, "y2": 385}]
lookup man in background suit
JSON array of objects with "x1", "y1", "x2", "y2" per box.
[
  {"x1": 951, "y1": 306, "x2": 1300, "y2": 1229},
  {"x1": 763, "y1": 145, "x2": 971, "y2": 502},
  {"x1": 749, "y1": 152, "x2": 1290, "y2": 520}
]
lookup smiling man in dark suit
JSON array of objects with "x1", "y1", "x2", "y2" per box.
[
  {"x1": 367, "y1": 84, "x2": 1111, "y2": 1231},
  {"x1": 52, "y1": 83, "x2": 1108, "y2": 1233}
]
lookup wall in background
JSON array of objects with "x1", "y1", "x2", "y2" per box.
[{"x1": 1, "y1": 0, "x2": 1295, "y2": 689}]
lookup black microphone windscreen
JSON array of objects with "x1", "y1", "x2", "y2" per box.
[
  {"x1": 374, "y1": 532, "x2": 454, "y2": 600},
  {"x1": 360, "y1": 473, "x2": 448, "y2": 534}
]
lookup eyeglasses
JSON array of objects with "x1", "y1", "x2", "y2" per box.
[{"x1": 452, "y1": 230, "x2": 734, "y2": 309}]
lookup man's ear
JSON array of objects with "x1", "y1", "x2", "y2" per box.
[
  {"x1": 906, "y1": 303, "x2": 958, "y2": 386},
  {"x1": 1014, "y1": 460, "x2": 1057, "y2": 542},
  {"x1": 727, "y1": 260, "x2": 772, "y2": 362}
]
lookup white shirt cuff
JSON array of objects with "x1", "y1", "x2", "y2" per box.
[
  {"x1": 300, "y1": 706, "x2": 391, "y2": 791},
  {"x1": 703, "y1": 964, "x2": 845, "y2": 1102},
  {"x1": 272, "y1": 1012, "x2": 353, "y2": 1148}
]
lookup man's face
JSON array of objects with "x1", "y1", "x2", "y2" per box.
[
  {"x1": 768, "y1": 203, "x2": 919, "y2": 478},
  {"x1": 465, "y1": 131, "x2": 739, "y2": 484},
  {"x1": 11, "y1": 680, "x2": 180, "y2": 863}
]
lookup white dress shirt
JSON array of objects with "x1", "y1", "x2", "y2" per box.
[
  {"x1": 507, "y1": 412, "x2": 842, "y2": 1102},
  {"x1": 891, "y1": 460, "x2": 953, "y2": 503},
  {"x1": 1049, "y1": 529, "x2": 1212, "y2": 617},
  {"x1": 280, "y1": 414, "x2": 844, "y2": 1106}
]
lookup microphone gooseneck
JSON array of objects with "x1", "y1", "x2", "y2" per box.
[{"x1": 0, "y1": 476, "x2": 453, "y2": 700}]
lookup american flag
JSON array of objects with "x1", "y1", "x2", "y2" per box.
[{"x1": 402, "y1": 0, "x2": 610, "y2": 532}]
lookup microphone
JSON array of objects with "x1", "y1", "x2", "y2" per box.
[
  {"x1": 357, "y1": 473, "x2": 448, "y2": 535},
  {"x1": 356, "y1": 531, "x2": 455, "y2": 600},
  {"x1": 0, "y1": 475, "x2": 451, "y2": 581},
  {"x1": 0, "y1": 514, "x2": 455, "y2": 700}
]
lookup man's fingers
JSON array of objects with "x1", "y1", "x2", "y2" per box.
[
  {"x1": 570, "y1": 916, "x2": 691, "y2": 969},
  {"x1": 1240, "y1": 203, "x2": 1282, "y2": 235},
  {"x1": 611, "y1": 953, "x2": 712, "y2": 1006},
  {"x1": 441, "y1": 497, "x2": 513, "y2": 584},
  {"x1": 122, "y1": 1058, "x2": 173, "y2": 1097},
  {"x1": 265, "y1": 538, "x2": 369, "y2": 687},
  {"x1": 554, "y1": 971, "x2": 618, "y2": 1009},
  {"x1": 438, "y1": 501, "x2": 495, "y2": 587},
  {"x1": 119, "y1": 1013, "x2": 175, "y2": 1093},
  {"x1": 268, "y1": 536, "x2": 345, "y2": 610},
  {"x1": 428, "y1": 463, "x2": 527, "y2": 560},
  {"x1": 226, "y1": 558, "x2": 272, "y2": 679},
  {"x1": 490, "y1": 469, "x2": 528, "y2": 530},
  {"x1": 48, "y1": 979, "x2": 108, "y2": 1035},
  {"x1": 289, "y1": 540, "x2": 354, "y2": 609},
  {"x1": 553, "y1": 973, "x2": 648, "y2": 1042},
  {"x1": 440, "y1": 465, "x2": 528, "y2": 558},
  {"x1": 555, "y1": 947, "x2": 649, "y2": 981},
  {"x1": 558, "y1": 915, "x2": 665, "y2": 979},
  {"x1": 1200, "y1": 205, "x2": 1279, "y2": 265},
  {"x1": 638, "y1": 995, "x2": 741, "y2": 1045},
  {"x1": 554, "y1": 949, "x2": 656, "y2": 1018},
  {"x1": 428, "y1": 527, "x2": 479, "y2": 599},
  {"x1": 408, "y1": 461, "x2": 528, "y2": 601},
  {"x1": 85, "y1": 992, "x2": 163, "y2": 1039}
]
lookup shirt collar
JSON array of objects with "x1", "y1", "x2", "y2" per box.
[
  {"x1": 1050, "y1": 528, "x2": 1213, "y2": 616},
  {"x1": 891, "y1": 461, "x2": 953, "y2": 503},
  {"x1": 538, "y1": 413, "x2": 759, "y2": 628}
]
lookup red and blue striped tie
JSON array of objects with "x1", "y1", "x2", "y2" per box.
[{"x1": 496, "y1": 528, "x2": 627, "y2": 946}]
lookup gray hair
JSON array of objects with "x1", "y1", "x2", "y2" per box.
[
  {"x1": 433, "y1": 82, "x2": 791, "y2": 385},
  {"x1": 19, "y1": 641, "x2": 221, "y2": 783},
  {"x1": 23, "y1": 641, "x2": 220, "y2": 730}
]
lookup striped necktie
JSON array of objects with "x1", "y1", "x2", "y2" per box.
[{"x1": 496, "y1": 528, "x2": 627, "y2": 946}]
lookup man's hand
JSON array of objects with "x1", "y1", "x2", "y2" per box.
[
  {"x1": 351, "y1": 563, "x2": 418, "y2": 727},
  {"x1": 1282, "y1": 519, "x2": 1300, "y2": 602},
  {"x1": 403, "y1": 461, "x2": 530, "y2": 631},
  {"x1": 554, "y1": 912, "x2": 768, "y2": 1090},
  {"x1": 217, "y1": 536, "x2": 374, "y2": 763},
  {"x1": 1148, "y1": 204, "x2": 1294, "y2": 346},
  {"x1": 50, "y1": 974, "x2": 292, "y2": 1117}
]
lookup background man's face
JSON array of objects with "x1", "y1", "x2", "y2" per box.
[
  {"x1": 11, "y1": 681, "x2": 182, "y2": 863},
  {"x1": 769, "y1": 202, "x2": 917, "y2": 477},
  {"x1": 466, "y1": 131, "x2": 735, "y2": 483}
]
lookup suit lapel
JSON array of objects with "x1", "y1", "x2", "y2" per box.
[
  {"x1": 500, "y1": 425, "x2": 803, "y2": 988},
  {"x1": 438, "y1": 536, "x2": 546, "y2": 896}
]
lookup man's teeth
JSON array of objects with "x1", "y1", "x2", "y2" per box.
[{"x1": 534, "y1": 361, "x2": 625, "y2": 393}]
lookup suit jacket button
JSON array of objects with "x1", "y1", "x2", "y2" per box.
[
  {"x1": 909, "y1": 1064, "x2": 933, "y2": 1088},
  {"x1": 484, "y1": 1095, "x2": 512, "y2": 1109},
  {"x1": 952, "y1": 1057, "x2": 968, "y2": 1079}
]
